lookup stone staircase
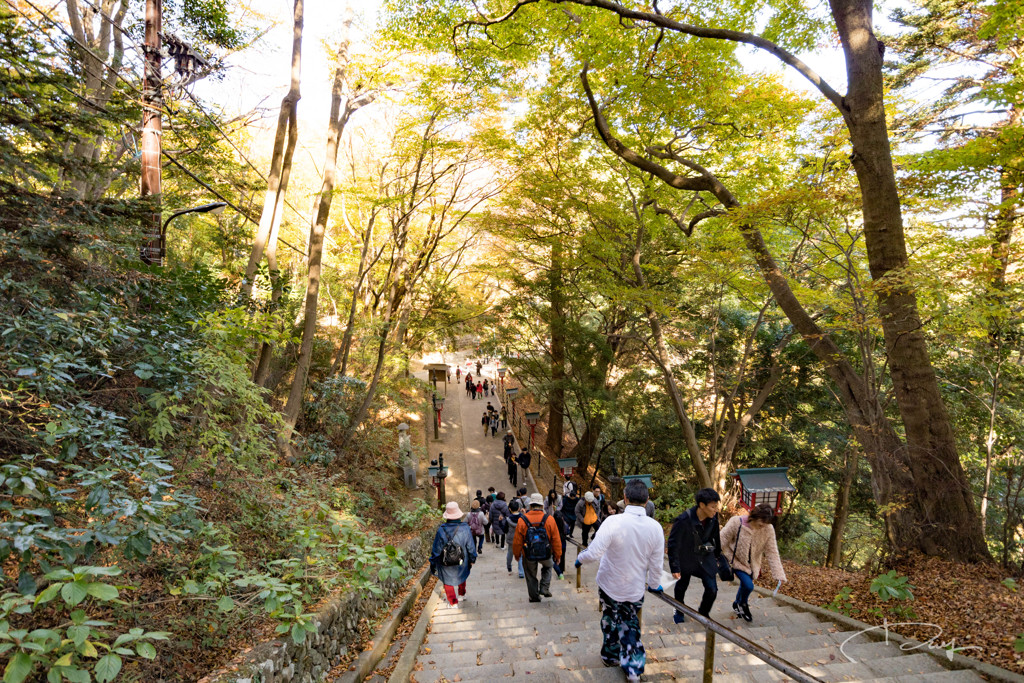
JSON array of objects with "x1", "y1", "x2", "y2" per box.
[{"x1": 412, "y1": 540, "x2": 984, "y2": 682}]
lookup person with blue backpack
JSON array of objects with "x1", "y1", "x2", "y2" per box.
[
  {"x1": 429, "y1": 502, "x2": 478, "y2": 609},
  {"x1": 513, "y1": 493, "x2": 563, "y2": 602}
]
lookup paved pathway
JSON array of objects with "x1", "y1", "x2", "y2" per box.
[
  {"x1": 411, "y1": 353, "x2": 987, "y2": 682},
  {"x1": 415, "y1": 354, "x2": 537, "y2": 511}
]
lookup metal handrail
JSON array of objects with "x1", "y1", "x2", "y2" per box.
[{"x1": 565, "y1": 537, "x2": 824, "y2": 683}]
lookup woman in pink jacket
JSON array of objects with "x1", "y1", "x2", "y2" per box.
[{"x1": 719, "y1": 503, "x2": 787, "y2": 622}]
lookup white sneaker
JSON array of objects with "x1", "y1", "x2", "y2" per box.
[{"x1": 447, "y1": 601, "x2": 460, "y2": 609}]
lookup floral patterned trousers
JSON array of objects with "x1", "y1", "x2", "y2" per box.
[{"x1": 598, "y1": 588, "x2": 646, "y2": 678}]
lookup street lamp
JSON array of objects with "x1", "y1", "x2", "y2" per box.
[
  {"x1": 506, "y1": 387, "x2": 519, "y2": 424},
  {"x1": 497, "y1": 367, "x2": 507, "y2": 386},
  {"x1": 155, "y1": 201, "x2": 227, "y2": 264},
  {"x1": 432, "y1": 394, "x2": 445, "y2": 440},
  {"x1": 428, "y1": 453, "x2": 449, "y2": 508},
  {"x1": 525, "y1": 411, "x2": 540, "y2": 451},
  {"x1": 557, "y1": 457, "x2": 578, "y2": 491}
]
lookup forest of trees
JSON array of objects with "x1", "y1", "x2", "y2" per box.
[{"x1": 0, "y1": 0, "x2": 1021, "y2": 679}]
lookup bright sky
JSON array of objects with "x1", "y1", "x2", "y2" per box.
[
  {"x1": 192, "y1": 0, "x2": 384, "y2": 127},
  {"x1": 194, "y1": 0, "x2": 854, "y2": 126}
]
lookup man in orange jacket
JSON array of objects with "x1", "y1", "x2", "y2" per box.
[{"x1": 513, "y1": 493, "x2": 563, "y2": 602}]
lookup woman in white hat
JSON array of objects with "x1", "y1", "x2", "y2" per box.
[
  {"x1": 429, "y1": 501, "x2": 478, "y2": 608},
  {"x1": 575, "y1": 490, "x2": 605, "y2": 547}
]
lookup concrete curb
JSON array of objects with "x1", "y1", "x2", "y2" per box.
[
  {"x1": 337, "y1": 564, "x2": 432, "y2": 683},
  {"x1": 387, "y1": 582, "x2": 441, "y2": 683},
  {"x1": 752, "y1": 585, "x2": 1024, "y2": 683}
]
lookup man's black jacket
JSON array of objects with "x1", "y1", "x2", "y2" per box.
[
  {"x1": 667, "y1": 505, "x2": 721, "y2": 576},
  {"x1": 516, "y1": 450, "x2": 531, "y2": 469}
]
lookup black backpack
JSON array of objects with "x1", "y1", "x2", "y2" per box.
[
  {"x1": 440, "y1": 526, "x2": 464, "y2": 567},
  {"x1": 524, "y1": 513, "x2": 552, "y2": 561}
]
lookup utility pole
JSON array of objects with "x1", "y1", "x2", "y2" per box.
[{"x1": 140, "y1": 0, "x2": 163, "y2": 265}]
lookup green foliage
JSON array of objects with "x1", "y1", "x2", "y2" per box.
[
  {"x1": 0, "y1": 9, "x2": 124, "y2": 192},
  {"x1": 867, "y1": 570, "x2": 917, "y2": 620},
  {"x1": 1001, "y1": 577, "x2": 1018, "y2": 592},
  {"x1": 870, "y1": 570, "x2": 915, "y2": 602},
  {"x1": 0, "y1": 567, "x2": 168, "y2": 683},
  {"x1": 393, "y1": 500, "x2": 437, "y2": 530},
  {"x1": 1015, "y1": 633, "x2": 1024, "y2": 653},
  {"x1": 297, "y1": 433, "x2": 339, "y2": 465},
  {"x1": 825, "y1": 586, "x2": 855, "y2": 616},
  {"x1": 161, "y1": 494, "x2": 409, "y2": 646},
  {"x1": 304, "y1": 375, "x2": 368, "y2": 436}
]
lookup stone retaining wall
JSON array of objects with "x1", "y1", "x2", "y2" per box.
[{"x1": 200, "y1": 527, "x2": 434, "y2": 683}]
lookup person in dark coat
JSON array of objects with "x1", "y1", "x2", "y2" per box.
[
  {"x1": 562, "y1": 486, "x2": 580, "y2": 538},
  {"x1": 507, "y1": 450, "x2": 518, "y2": 486},
  {"x1": 667, "y1": 488, "x2": 722, "y2": 622},
  {"x1": 516, "y1": 448, "x2": 531, "y2": 486},
  {"x1": 489, "y1": 492, "x2": 511, "y2": 548},
  {"x1": 503, "y1": 430, "x2": 515, "y2": 462},
  {"x1": 430, "y1": 502, "x2": 478, "y2": 608},
  {"x1": 513, "y1": 493, "x2": 563, "y2": 602},
  {"x1": 505, "y1": 499, "x2": 525, "y2": 577},
  {"x1": 552, "y1": 507, "x2": 570, "y2": 577}
]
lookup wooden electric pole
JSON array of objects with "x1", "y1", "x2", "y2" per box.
[{"x1": 140, "y1": 0, "x2": 163, "y2": 265}]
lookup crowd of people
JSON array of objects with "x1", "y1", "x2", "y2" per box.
[{"x1": 426, "y1": 357, "x2": 787, "y2": 682}]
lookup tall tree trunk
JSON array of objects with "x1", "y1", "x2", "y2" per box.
[
  {"x1": 979, "y1": 154, "x2": 1020, "y2": 530},
  {"x1": 565, "y1": 415, "x2": 603, "y2": 476},
  {"x1": 62, "y1": 0, "x2": 127, "y2": 199},
  {"x1": 629, "y1": 220, "x2": 713, "y2": 489},
  {"x1": 979, "y1": 371, "x2": 1001, "y2": 529},
  {"x1": 827, "y1": 441, "x2": 860, "y2": 568},
  {"x1": 546, "y1": 239, "x2": 566, "y2": 458},
  {"x1": 280, "y1": 17, "x2": 367, "y2": 449},
  {"x1": 581, "y1": 57, "x2": 983, "y2": 561},
  {"x1": 253, "y1": 113, "x2": 301, "y2": 386},
  {"x1": 831, "y1": 0, "x2": 987, "y2": 560},
  {"x1": 340, "y1": 306, "x2": 394, "y2": 453},
  {"x1": 241, "y1": 0, "x2": 302, "y2": 300},
  {"x1": 330, "y1": 213, "x2": 377, "y2": 376}
]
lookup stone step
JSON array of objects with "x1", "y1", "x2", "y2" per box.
[
  {"x1": 863, "y1": 652, "x2": 959, "y2": 677},
  {"x1": 411, "y1": 496, "x2": 985, "y2": 683},
  {"x1": 884, "y1": 669, "x2": 987, "y2": 682}
]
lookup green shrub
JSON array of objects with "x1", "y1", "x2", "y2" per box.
[
  {"x1": 867, "y1": 570, "x2": 916, "y2": 620},
  {"x1": 0, "y1": 566, "x2": 169, "y2": 683},
  {"x1": 825, "y1": 586, "x2": 855, "y2": 616}
]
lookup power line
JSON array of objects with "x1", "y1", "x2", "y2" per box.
[
  {"x1": 10, "y1": 0, "x2": 147, "y2": 101},
  {"x1": 161, "y1": 150, "x2": 308, "y2": 258},
  {"x1": 53, "y1": 0, "x2": 339, "y2": 252},
  {"x1": 54, "y1": 0, "x2": 324, "y2": 233},
  {"x1": 11, "y1": 0, "x2": 356, "y2": 274}
]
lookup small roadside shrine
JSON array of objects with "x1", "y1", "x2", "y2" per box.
[
  {"x1": 424, "y1": 363, "x2": 449, "y2": 395},
  {"x1": 731, "y1": 467, "x2": 796, "y2": 515}
]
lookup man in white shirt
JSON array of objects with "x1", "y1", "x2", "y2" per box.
[{"x1": 576, "y1": 479, "x2": 664, "y2": 682}]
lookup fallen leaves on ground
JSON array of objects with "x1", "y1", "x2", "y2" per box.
[{"x1": 773, "y1": 553, "x2": 1024, "y2": 674}]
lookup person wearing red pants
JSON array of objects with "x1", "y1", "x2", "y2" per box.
[{"x1": 429, "y1": 502, "x2": 478, "y2": 608}]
